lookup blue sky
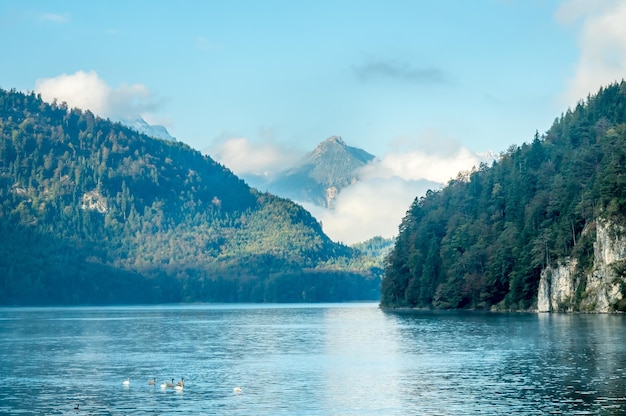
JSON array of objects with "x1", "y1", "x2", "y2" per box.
[{"x1": 2, "y1": 0, "x2": 625, "y2": 243}]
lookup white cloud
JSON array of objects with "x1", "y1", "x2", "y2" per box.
[
  {"x1": 34, "y1": 70, "x2": 162, "y2": 121},
  {"x1": 359, "y1": 147, "x2": 480, "y2": 184},
  {"x1": 557, "y1": 0, "x2": 626, "y2": 104},
  {"x1": 303, "y1": 176, "x2": 436, "y2": 245},
  {"x1": 555, "y1": 0, "x2": 617, "y2": 25},
  {"x1": 206, "y1": 131, "x2": 488, "y2": 244},
  {"x1": 303, "y1": 143, "x2": 483, "y2": 245},
  {"x1": 207, "y1": 136, "x2": 302, "y2": 176},
  {"x1": 209, "y1": 131, "x2": 484, "y2": 245}
]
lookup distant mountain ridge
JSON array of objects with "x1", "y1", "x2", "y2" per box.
[
  {"x1": 119, "y1": 116, "x2": 176, "y2": 142},
  {"x1": 262, "y1": 136, "x2": 376, "y2": 208}
]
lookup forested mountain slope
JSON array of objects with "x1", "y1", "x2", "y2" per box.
[
  {"x1": 381, "y1": 81, "x2": 626, "y2": 311},
  {"x1": 0, "y1": 88, "x2": 379, "y2": 305}
]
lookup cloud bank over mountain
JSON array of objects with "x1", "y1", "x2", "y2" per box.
[
  {"x1": 212, "y1": 135, "x2": 484, "y2": 244},
  {"x1": 33, "y1": 71, "x2": 486, "y2": 244},
  {"x1": 207, "y1": 137, "x2": 301, "y2": 177},
  {"x1": 34, "y1": 71, "x2": 168, "y2": 126},
  {"x1": 307, "y1": 146, "x2": 482, "y2": 244}
]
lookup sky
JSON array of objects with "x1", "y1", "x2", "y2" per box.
[{"x1": 1, "y1": 0, "x2": 626, "y2": 244}]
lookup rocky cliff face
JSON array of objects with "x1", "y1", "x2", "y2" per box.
[
  {"x1": 537, "y1": 258, "x2": 579, "y2": 312},
  {"x1": 537, "y1": 220, "x2": 626, "y2": 312}
]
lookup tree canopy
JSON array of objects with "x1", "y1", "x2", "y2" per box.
[
  {"x1": 0, "y1": 88, "x2": 380, "y2": 305},
  {"x1": 381, "y1": 81, "x2": 626, "y2": 311}
]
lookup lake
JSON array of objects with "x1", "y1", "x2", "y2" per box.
[{"x1": 1, "y1": 303, "x2": 626, "y2": 415}]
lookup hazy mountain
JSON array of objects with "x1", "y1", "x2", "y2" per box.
[
  {"x1": 0, "y1": 89, "x2": 380, "y2": 305},
  {"x1": 260, "y1": 136, "x2": 376, "y2": 208},
  {"x1": 119, "y1": 116, "x2": 176, "y2": 142}
]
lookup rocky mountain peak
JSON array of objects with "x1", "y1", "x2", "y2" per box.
[
  {"x1": 260, "y1": 136, "x2": 376, "y2": 208},
  {"x1": 308, "y1": 136, "x2": 374, "y2": 166},
  {"x1": 321, "y1": 135, "x2": 345, "y2": 146}
]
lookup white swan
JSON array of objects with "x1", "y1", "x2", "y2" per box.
[
  {"x1": 175, "y1": 377, "x2": 184, "y2": 390},
  {"x1": 123, "y1": 378, "x2": 130, "y2": 386},
  {"x1": 160, "y1": 380, "x2": 167, "y2": 389},
  {"x1": 233, "y1": 386, "x2": 242, "y2": 394}
]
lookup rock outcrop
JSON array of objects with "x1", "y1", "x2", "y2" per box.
[
  {"x1": 537, "y1": 220, "x2": 626, "y2": 312},
  {"x1": 537, "y1": 258, "x2": 579, "y2": 312}
]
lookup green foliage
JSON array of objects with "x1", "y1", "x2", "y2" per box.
[
  {"x1": 351, "y1": 236, "x2": 395, "y2": 259},
  {"x1": 350, "y1": 236, "x2": 394, "y2": 276},
  {"x1": 0, "y1": 88, "x2": 379, "y2": 304},
  {"x1": 381, "y1": 81, "x2": 626, "y2": 310}
]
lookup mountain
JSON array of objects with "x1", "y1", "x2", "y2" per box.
[
  {"x1": 381, "y1": 81, "x2": 626, "y2": 313},
  {"x1": 0, "y1": 88, "x2": 380, "y2": 305},
  {"x1": 260, "y1": 136, "x2": 376, "y2": 208},
  {"x1": 119, "y1": 116, "x2": 176, "y2": 142}
]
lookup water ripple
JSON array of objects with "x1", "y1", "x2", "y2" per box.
[{"x1": 1, "y1": 305, "x2": 626, "y2": 414}]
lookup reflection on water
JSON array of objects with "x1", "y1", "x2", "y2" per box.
[
  {"x1": 1, "y1": 305, "x2": 625, "y2": 415},
  {"x1": 388, "y1": 311, "x2": 626, "y2": 415},
  {"x1": 531, "y1": 313, "x2": 626, "y2": 415}
]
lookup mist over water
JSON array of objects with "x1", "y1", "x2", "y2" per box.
[{"x1": 1, "y1": 304, "x2": 625, "y2": 415}]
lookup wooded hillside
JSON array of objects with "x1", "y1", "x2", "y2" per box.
[
  {"x1": 0, "y1": 88, "x2": 380, "y2": 304},
  {"x1": 381, "y1": 81, "x2": 626, "y2": 311}
]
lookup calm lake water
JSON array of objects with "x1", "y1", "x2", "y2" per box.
[{"x1": 1, "y1": 303, "x2": 626, "y2": 415}]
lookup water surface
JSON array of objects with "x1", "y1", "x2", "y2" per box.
[{"x1": 1, "y1": 303, "x2": 625, "y2": 415}]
